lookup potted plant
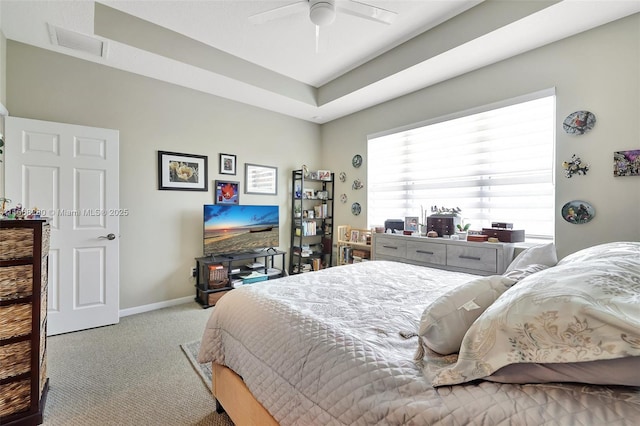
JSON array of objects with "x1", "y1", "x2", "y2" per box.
[{"x1": 456, "y1": 223, "x2": 470, "y2": 240}]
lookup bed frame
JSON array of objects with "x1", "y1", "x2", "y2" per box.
[{"x1": 212, "y1": 363, "x2": 279, "y2": 425}]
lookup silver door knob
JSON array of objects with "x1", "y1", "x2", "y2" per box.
[{"x1": 99, "y1": 233, "x2": 116, "y2": 240}]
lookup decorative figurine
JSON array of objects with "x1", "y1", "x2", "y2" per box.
[{"x1": 563, "y1": 154, "x2": 590, "y2": 178}]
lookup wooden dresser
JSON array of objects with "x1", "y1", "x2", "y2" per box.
[
  {"x1": 0, "y1": 220, "x2": 50, "y2": 426},
  {"x1": 373, "y1": 233, "x2": 514, "y2": 275}
]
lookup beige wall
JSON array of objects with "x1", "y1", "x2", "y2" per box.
[
  {"x1": 3, "y1": 14, "x2": 640, "y2": 311},
  {"x1": 322, "y1": 14, "x2": 640, "y2": 259},
  {"x1": 5, "y1": 42, "x2": 321, "y2": 309}
]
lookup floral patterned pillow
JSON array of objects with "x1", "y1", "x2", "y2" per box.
[{"x1": 432, "y1": 254, "x2": 640, "y2": 387}]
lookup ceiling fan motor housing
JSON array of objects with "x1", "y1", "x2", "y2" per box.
[{"x1": 310, "y1": 0, "x2": 336, "y2": 26}]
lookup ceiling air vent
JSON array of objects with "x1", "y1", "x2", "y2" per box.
[{"x1": 48, "y1": 24, "x2": 107, "y2": 58}]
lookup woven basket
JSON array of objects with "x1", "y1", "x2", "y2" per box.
[
  {"x1": 0, "y1": 378, "x2": 31, "y2": 417},
  {"x1": 0, "y1": 265, "x2": 33, "y2": 301},
  {"x1": 0, "y1": 304, "x2": 32, "y2": 340},
  {"x1": 207, "y1": 290, "x2": 228, "y2": 305},
  {"x1": 0, "y1": 228, "x2": 34, "y2": 261},
  {"x1": 208, "y1": 265, "x2": 229, "y2": 289},
  {"x1": 41, "y1": 286, "x2": 48, "y2": 331},
  {"x1": 0, "y1": 341, "x2": 31, "y2": 381},
  {"x1": 39, "y1": 323, "x2": 46, "y2": 366},
  {"x1": 42, "y1": 224, "x2": 51, "y2": 256},
  {"x1": 40, "y1": 354, "x2": 47, "y2": 396}
]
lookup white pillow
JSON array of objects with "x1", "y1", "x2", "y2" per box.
[
  {"x1": 505, "y1": 243, "x2": 557, "y2": 273},
  {"x1": 418, "y1": 275, "x2": 516, "y2": 355}
]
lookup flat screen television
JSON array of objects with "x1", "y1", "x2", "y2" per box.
[{"x1": 203, "y1": 204, "x2": 280, "y2": 256}]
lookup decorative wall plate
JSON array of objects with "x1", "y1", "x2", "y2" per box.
[
  {"x1": 352, "y1": 154, "x2": 363, "y2": 168},
  {"x1": 340, "y1": 193, "x2": 347, "y2": 203},
  {"x1": 339, "y1": 171, "x2": 346, "y2": 182},
  {"x1": 563, "y1": 111, "x2": 596, "y2": 135},
  {"x1": 561, "y1": 200, "x2": 595, "y2": 224},
  {"x1": 352, "y1": 179, "x2": 363, "y2": 190},
  {"x1": 351, "y1": 202, "x2": 361, "y2": 215}
]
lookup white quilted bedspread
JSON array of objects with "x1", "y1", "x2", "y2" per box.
[{"x1": 198, "y1": 261, "x2": 640, "y2": 425}]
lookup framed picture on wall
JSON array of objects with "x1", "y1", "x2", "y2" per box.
[
  {"x1": 215, "y1": 180, "x2": 239, "y2": 205},
  {"x1": 158, "y1": 151, "x2": 208, "y2": 191},
  {"x1": 613, "y1": 149, "x2": 640, "y2": 177},
  {"x1": 219, "y1": 153, "x2": 236, "y2": 175},
  {"x1": 245, "y1": 163, "x2": 278, "y2": 195}
]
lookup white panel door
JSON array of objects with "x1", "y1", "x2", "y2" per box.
[{"x1": 5, "y1": 116, "x2": 120, "y2": 335}]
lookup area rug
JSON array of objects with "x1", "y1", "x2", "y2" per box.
[{"x1": 181, "y1": 340, "x2": 212, "y2": 392}]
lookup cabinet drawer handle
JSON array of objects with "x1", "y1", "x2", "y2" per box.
[
  {"x1": 382, "y1": 245, "x2": 398, "y2": 250},
  {"x1": 416, "y1": 250, "x2": 434, "y2": 255},
  {"x1": 459, "y1": 255, "x2": 481, "y2": 261}
]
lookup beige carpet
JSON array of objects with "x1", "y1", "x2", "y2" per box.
[{"x1": 43, "y1": 302, "x2": 234, "y2": 426}]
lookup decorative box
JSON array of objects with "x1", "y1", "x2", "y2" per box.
[
  {"x1": 467, "y1": 234, "x2": 489, "y2": 242},
  {"x1": 426, "y1": 215, "x2": 461, "y2": 237},
  {"x1": 481, "y1": 228, "x2": 525, "y2": 243}
]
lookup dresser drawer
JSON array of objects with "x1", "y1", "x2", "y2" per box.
[
  {"x1": 406, "y1": 241, "x2": 446, "y2": 266},
  {"x1": 375, "y1": 237, "x2": 407, "y2": 259},
  {"x1": 447, "y1": 245, "x2": 498, "y2": 273}
]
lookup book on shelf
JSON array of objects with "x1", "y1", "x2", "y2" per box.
[
  {"x1": 265, "y1": 267, "x2": 282, "y2": 277},
  {"x1": 246, "y1": 262, "x2": 265, "y2": 269},
  {"x1": 242, "y1": 271, "x2": 268, "y2": 284},
  {"x1": 295, "y1": 222, "x2": 317, "y2": 237}
]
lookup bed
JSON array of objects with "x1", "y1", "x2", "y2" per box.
[{"x1": 198, "y1": 241, "x2": 640, "y2": 425}]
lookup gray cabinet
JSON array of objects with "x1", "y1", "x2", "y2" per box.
[{"x1": 373, "y1": 233, "x2": 514, "y2": 275}]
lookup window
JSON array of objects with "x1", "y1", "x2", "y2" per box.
[{"x1": 367, "y1": 91, "x2": 555, "y2": 239}]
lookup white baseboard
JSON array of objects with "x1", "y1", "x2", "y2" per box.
[{"x1": 119, "y1": 295, "x2": 194, "y2": 318}]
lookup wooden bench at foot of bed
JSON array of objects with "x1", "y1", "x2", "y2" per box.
[{"x1": 212, "y1": 363, "x2": 280, "y2": 425}]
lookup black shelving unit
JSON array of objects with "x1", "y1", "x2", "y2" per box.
[
  {"x1": 289, "y1": 170, "x2": 334, "y2": 274},
  {"x1": 195, "y1": 249, "x2": 286, "y2": 308}
]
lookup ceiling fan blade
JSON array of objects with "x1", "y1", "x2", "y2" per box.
[
  {"x1": 248, "y1": 1, "x2": 308, "y2": 24},
  {"x1": 337, "y1": 0, "x2": 397, "y2": 25},
  {"x1": 314, "y1": 25, "x2": 329, "y2": 54}
]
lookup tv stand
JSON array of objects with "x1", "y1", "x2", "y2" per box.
[{"x1": 195, "y1": 249, "x2": 286, "y2": 308}]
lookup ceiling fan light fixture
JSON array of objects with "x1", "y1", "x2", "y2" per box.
[{"x1": 309, "y1": 0, "x2": 336, "y2": 26}]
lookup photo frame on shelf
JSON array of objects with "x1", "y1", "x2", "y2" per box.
[
  {"x1": 158, "y1": 150, "x2": 208, "y2": 191},
  {"x1": 405, "y1": 216, "x2": 419, "y2": 232},
  {"x1": 219, "y1": 153, "x2": 236, "y2": 175},
  {"x1": 214, "y1": 180, "x2": 239, "y2": 205},
  {"x1": 245, "y1": 163, "x2": 278, "y2": 195},
  {"x1": 350, "y1": 229, "x2": 360, "y2": 242},
  {"x1": 318, "y1": 170, "x2": 331, "y2": 180}
]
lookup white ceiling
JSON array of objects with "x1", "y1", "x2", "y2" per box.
[{"x1": 1, "y1": 0, "x2": 639, "y2": 123}]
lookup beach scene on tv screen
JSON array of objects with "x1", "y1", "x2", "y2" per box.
[{"x1": 204, "y1": 205, "x2": 279, "y2": 255}]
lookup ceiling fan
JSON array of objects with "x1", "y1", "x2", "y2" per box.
[{"x1": 248, "y1": 0, "x2": 398, "y2": 27}]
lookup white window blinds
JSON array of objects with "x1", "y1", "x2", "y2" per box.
[{"x1": 367, "y1": 94, "x2": 555, "y2": 239}]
